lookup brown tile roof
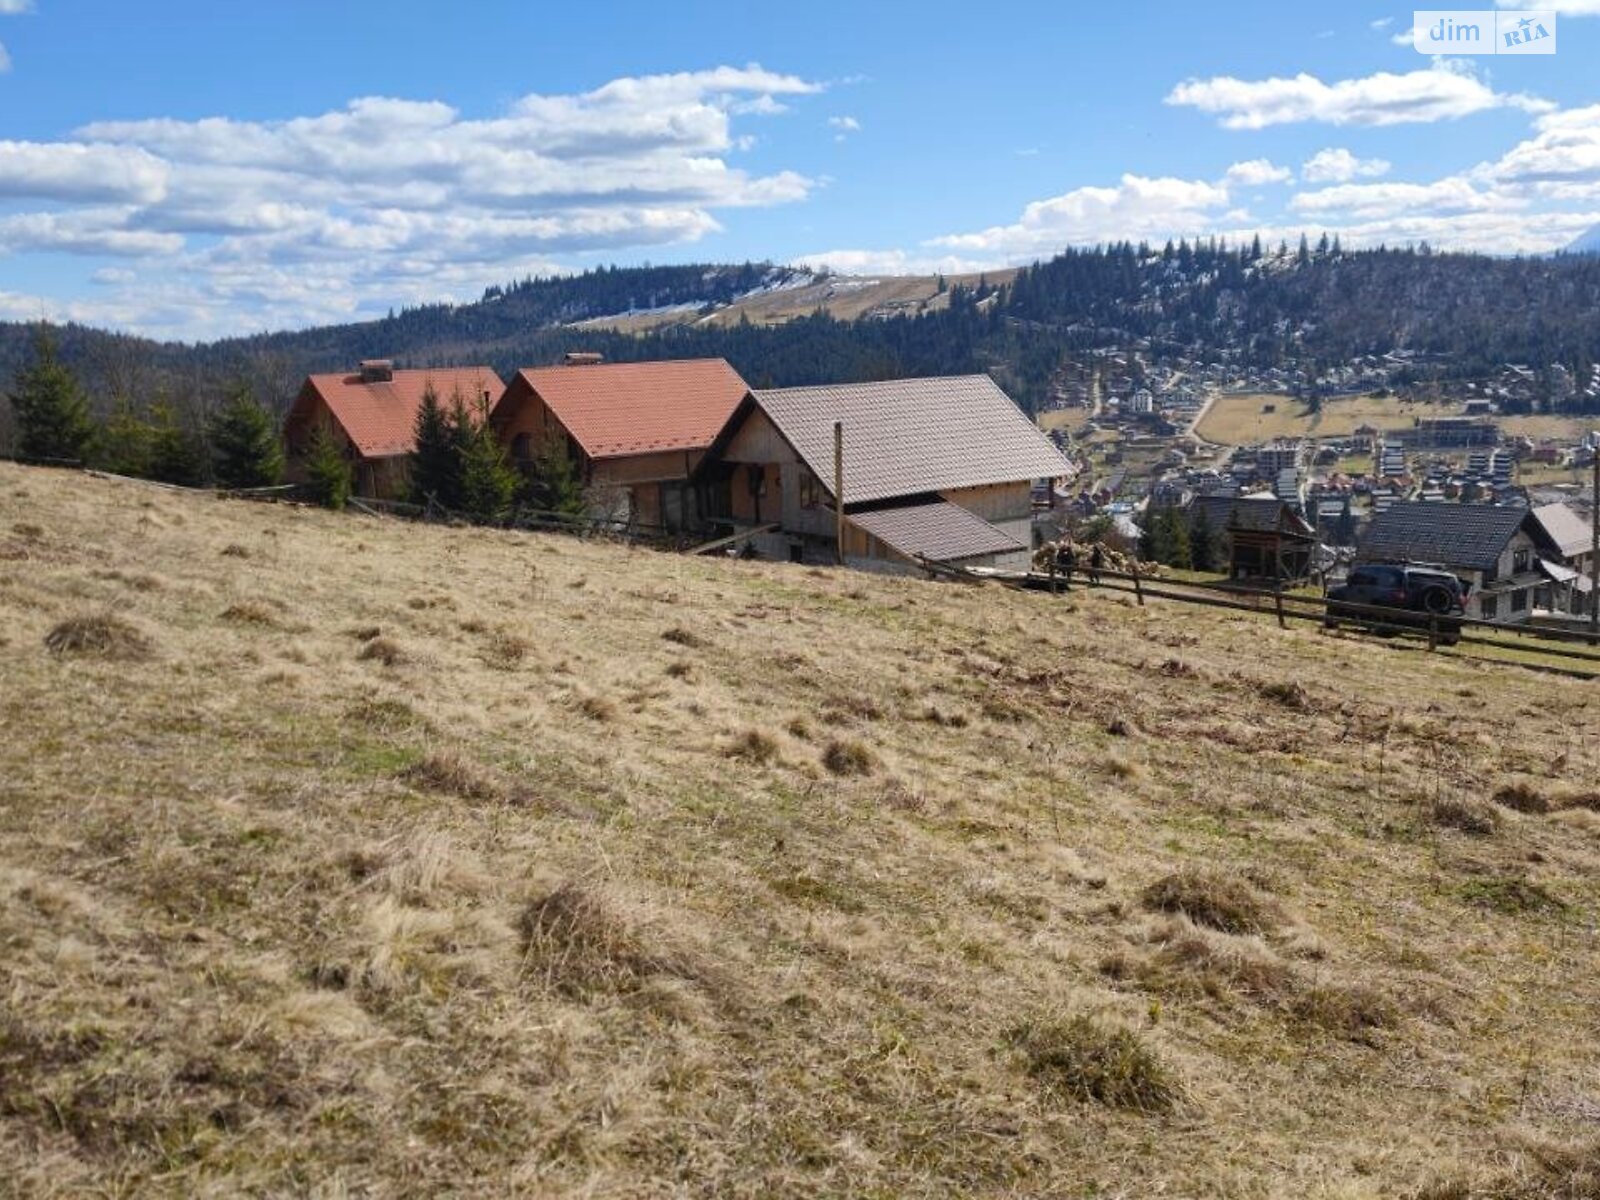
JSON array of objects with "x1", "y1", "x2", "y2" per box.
[
  {"x1": 848, "y1": 500, "x2": 1024, "y2": 563},
  {"x1": 751, "y1": 375, "x2": 1071, "y2": 505},
  {"x1": 506, "y1": 358, "x2": 750, "y2": 460},
  {"x1": 299, "y1": 367, "x2": 504, "y2": 459}
]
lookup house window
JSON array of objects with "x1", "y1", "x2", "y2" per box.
[
  {"x1": 1513, "y1": 546, "x2": 1531, "y2": 573},
  {"x1": 1481, "y1": 594, "x2": 1499, "y2": 620},
  {"x1": 1510, "y1": 589, "x2": 1528, "y2": 613}
]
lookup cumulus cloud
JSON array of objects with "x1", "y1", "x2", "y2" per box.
[
  {"x1": 1302, "y1": 147, "x2": 1392, "y2": 183},
  {"x1": 927, "y1": 173, "x2": 1234, "y2": 260},
  {"x1": 1224, "y1": 158, "x2": 1293, "y2": 186},
  {"x1": 1, "y1": 65, "x2": 823, "y2": 336},
  {"x1": 1291, "y1": 177, "x2": 1519, "y2": 218},
  {"x1": 1166, "y1": 63, "x2": 1552, "y2": 128},
  {"x1": 827, "y1": 115, "x2": 861, "y2": 132},
  {"x1": 1485, "y1": 103, "x2": 1600, "y2": 184}
]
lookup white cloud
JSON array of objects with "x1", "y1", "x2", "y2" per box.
[
  {"x1": 0, "y1": 1, "x2": 32, "y2": 13},
  {"x1": 0, "y1": 64, "x2": 824, "y2": 337},
  {"x1": 0, "y1": 140, "x2": 170, "y2": 203},
  {"x1": 1302, "y1": 147, "x2": 1392, "y2": 183},
  {"x1": 1291, "y1": 177, "x2": 1519, "y2": 218},
  {"x1": 1166, "y1": 63, "x2": 1552, "y2": 128},
  {"x1": 794, "y1": 247, "x2": 993, "y2": 277},
  {"x1": 1370, "y1": 16, "x2": 1394, "y2": 29},
  {"x1": 1485, "y1": 103, "x2": 1600, "y2": 184},
  {"x1": 928, "y1": 173, "x2": 1234, "y2": 260},
  {"x1": 827, "y1": 115, "x2": 861, "y2": 142},
  {"x1": 1224, "y1": 158, "x2": 1293, "y2": 186}
]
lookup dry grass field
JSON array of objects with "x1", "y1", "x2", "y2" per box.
[
  {"x1": 1196, "y1": 393, "x2": 1443, "y2": 445},
  {"x1": 6, "y1": 461, "x2": 1600, "y2": 1197},
  {"x1": 1499, "y1": 415, "x2": 1600, "y2": 443}
]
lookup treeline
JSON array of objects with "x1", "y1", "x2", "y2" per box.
[
  {"x1": 10, "y1": 244, "x2": 1600, "y2": 436},
  {"x1": 4, "y1": 329, "x2": 584, "y2": 526}
]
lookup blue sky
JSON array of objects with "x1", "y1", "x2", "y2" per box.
[{"x1": 1, "y1": 0, "x2": 1598, "y2": 339}]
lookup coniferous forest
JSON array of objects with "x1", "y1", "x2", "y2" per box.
[{"x1": 8, "y1": 241, "x2": 1600, "y2": 455}]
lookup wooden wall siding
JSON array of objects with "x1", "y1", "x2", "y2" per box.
[
  {"x1": 940, "y1": 481, "x2": 1033, "y2": 522},
  {"x1": 722, "y1": 409, "x2": 801, "y2": 467},
  {"x1": 591, "y1": 450, "x2": 702, "y2": 487}
]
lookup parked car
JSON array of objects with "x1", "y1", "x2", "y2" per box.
[{"x1": 1325, "y1": 563, "x2": 1468, "y2": 643}]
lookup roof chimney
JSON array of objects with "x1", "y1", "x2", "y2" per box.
[
  {"x1": 359, "y1": 359, "x2": 394, "y2": 383},
  {"x1": 563, "y1": 351, "x2": 604, "y2": 367}
]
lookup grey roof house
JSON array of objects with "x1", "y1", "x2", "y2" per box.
[
  {"x1": 700, "y1": 375, "x2": 1071, "y2": 572},
  {"x1": 1357, "y1": 501, "x2": 1561, "y2": 622},
  {"x1": 1531, "y1": 502, "x2": 1596, "y2": 615}
]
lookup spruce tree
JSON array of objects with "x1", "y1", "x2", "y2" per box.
[
  {"x1": 304, "y1": 424, "x2": 352, "y2": 509},
  {"x1": 408, "y1": 383, "x2": 457, "y2": 508},
  {"x1": 211, "y1": 384, "x2": 284, "y2": 488},
  {"x1": 7, "y1": 327, "x2": 95, "y2": 463},
  {"x1": 97, "y1": 398, "x2": 155, "y2": 478},
  {"x1": 458, "y1": 406, "x2": 518, "y2": 524},
  {"x1": 527, "y1": 436, "x2": 586, "y2": 517},
  {"x1": 146, "y1": 398, "x2": 209, "y2": 486},
  {"x1": 1191, "y1": 504, "x2": 1217, "y2": 572}
]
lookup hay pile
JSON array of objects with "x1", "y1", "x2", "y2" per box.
[{"x1": 1032, "y1": 539, "x2": 1160, "y2": 578}]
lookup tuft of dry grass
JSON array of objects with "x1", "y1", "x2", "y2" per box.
[
  {"x1": 219, "y1": 542, "x2": 251, "y2": 559},
  {"x1": 43, "y1": 613, "x2": 152, "y2": 659},
  {"x1": 516, "y1": 882, "x2": 700, "y2": 999},
  {"x1": 725, "y1": 728, "x2": 779, "y2": 764},
  {"x1": 401, "y1": 752, "x2": 502, "y2": 802},
  {"x1": 662, "y1": 625, "x2": 706, "y2": 649},
  {"x1": 822, "y1": 737, "x2": 875, "y2": 776},
  {"x1": 1493, "y1": 780, "x2": 1551, "y2": 814},
  {"x1": 1142, "y1": 869, "x2": 1280, "y2": 936},
  {"x1": 1428, "y1": 796, "x2": 1501, "y2": 837},
  {"x1": 576, "y1": 693, "x2": 618, "y2": 722},
  {"x1": 219, "y1": 601, "x2": 278, "y2": 626},
  {"x1": 357, "y1": 636, "x2": 406, "y2": 666},
  {"x1": 1006, "y1": 1013, "x2": 1181, "y2": 1113}
]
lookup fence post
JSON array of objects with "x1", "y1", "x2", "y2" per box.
[
  {"x1": 1049, "y1": 556, "x2": 1058, "y2": 595},
  {"x1": 1274, "y1": 588, "x2": 1286, "y2": 629},
  {"x1": 1428, "y1": 614, "x2": 1438, "y2": 652},
  {"x1": 1133, "y1": 568, "x2": 1145, "y2": 607}
]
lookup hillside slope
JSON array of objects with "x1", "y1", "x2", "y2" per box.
[{"x1": 3, "y1": 463, "x2": 1600, "y2": 1197}]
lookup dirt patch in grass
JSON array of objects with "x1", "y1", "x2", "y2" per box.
[
  {"x1": 44, "y1": 614, "x2": 153, "y2": 660},
  {"x1": 1142, "y1": 869, "x2": 1280, "y2": 935},
  {"x1": 1005, "y1": 1013, "x2": 1180, "y2": 1114}
]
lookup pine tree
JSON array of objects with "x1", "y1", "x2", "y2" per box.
[
  {"x1": 408, "y1": 383, "x2": 457, "y2": 508},
  {"x1": 211, "y1": 384, "x2": 284, "y2": 488},
  {"x1": 146, "y1": 398, "x2": 209, "y2": 486},
  {"x1": 303, "y1": 424, "x2": 352, "y2": 509},
  {"x1": 458, "y1": 405, "x2": 518, "y2": 523},
  {"x1": 7, "y1": 327, "x2": 95, "y2": 463},
  {"x1": 1164, "y1": 507, "x2": 1193, "y2": 569}
]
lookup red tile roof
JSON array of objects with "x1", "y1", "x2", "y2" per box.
[
  {"x1": 503, "y1": 358, "x2": 750, "y2": 460},
  {"x1": 297, "y1": 367, "x2": 505, "y2": 459}
]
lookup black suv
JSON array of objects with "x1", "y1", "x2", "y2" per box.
[{"x1": 1325, "y1": 563, "x2": 1468, "y2": 643}]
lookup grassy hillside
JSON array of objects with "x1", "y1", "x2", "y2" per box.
[{"x1": 4, "y1": 462, "x2": 1600, "y2": 1197}]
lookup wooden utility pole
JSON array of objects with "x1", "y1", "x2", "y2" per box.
[
  {"x1": 834, "y1": 420, "x2": 845, "y2": 566},
  {"x1": 1590, "y1": 452, "x2": 1599, "y2": 641}
]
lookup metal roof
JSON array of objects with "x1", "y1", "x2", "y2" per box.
[
  {"x1": 1186, "y1": 495, "x2": 1315, "y2": 537},
  {"x1": 1532, "y1": 503, "x2": 1593, "y2": 559},
  {"x1": 503, "y1": 358, "x2": 749, "y2": 460},
  {"x1": 1359, "y1": 501, "x2": 1540, "y2": 572},
  {"x1": 751, "y1": 375, "x2": 1071, "y2": 505},
  {"x1": 846, "y1": 500, "x2": 1024, "y2": 563},
  {"x1": 296, "y1": 367, "x2": 505, "y2": 459}
]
